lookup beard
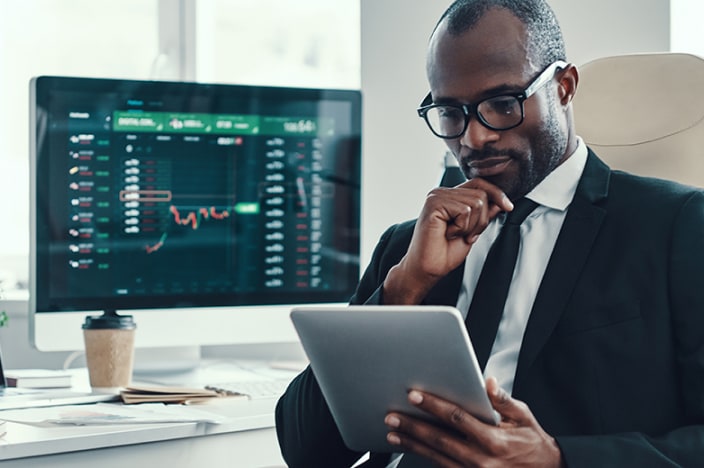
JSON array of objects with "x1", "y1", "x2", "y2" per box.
[{"x1": 460, "y1": 103, "x2": 568, "y2": 201}]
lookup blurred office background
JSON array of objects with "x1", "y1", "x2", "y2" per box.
[{"x1": 0, "y1": 0, "x2": 703, "y2": 295}]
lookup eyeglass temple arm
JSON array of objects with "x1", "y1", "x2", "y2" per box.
[{"x1": 524, "y1": 60, "x2": 568, "y2": 97}]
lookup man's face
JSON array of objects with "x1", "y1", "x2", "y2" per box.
[{"x1": 427, "y1": 9, "x2": 569, "y2": 200}]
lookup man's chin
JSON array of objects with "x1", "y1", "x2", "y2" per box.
[{"x1": 465, "y1": 172, "x2": 522, "y2": 201}]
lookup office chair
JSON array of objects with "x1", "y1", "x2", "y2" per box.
[
  {"x1": 439, "y1": 151, "x2": 467, "y2": 187},
  {"x1": 572, "y1": 52, "x2": 704, "y2": 187}
]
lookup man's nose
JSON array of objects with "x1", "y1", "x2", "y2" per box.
[{"x1": 459, "y1": 117, "x2": 500, "y2": 149}]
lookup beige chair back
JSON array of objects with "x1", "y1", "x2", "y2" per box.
[{"x1": 573, "y1": 52, "x2": 704, "y2": 187}]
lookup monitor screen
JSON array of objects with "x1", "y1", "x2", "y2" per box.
[{"x1": 30, "y1": 76, "x2": 361, "y2": 352}]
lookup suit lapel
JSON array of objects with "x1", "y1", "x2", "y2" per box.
[{"x1": 513, "y1": 151, "x2": 610, "y2": 391}]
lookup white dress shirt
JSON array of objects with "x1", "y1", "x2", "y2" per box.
[{"x1": 456, "y1": 139, "x2": 588, "y2": 394}]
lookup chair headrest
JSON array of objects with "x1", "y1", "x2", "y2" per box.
[
  {"x1": 573, "y1": 53, "x2": 704, "y2": 187},
  {"x1": 574, "y1": 52, "x2": 704, "y2": 146}
]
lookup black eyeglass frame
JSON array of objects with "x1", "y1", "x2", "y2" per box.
[{"x1": 417, "y1": 60, "x2": 568, "y2": 139}]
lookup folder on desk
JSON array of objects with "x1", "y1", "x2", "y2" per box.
[{"x1": 120, "y1": 385, "x2": 223, "y2": 404}]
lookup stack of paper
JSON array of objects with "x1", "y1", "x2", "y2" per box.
[
  {"x1": 0, "y1": 402, "x2": 227, "y2": 425},
  {"x1": 120, "y1": 385, "x2": 223, "y2": 404},
  {"x1": 4, "y1": 369, "x2": 72, "y2": 388}
]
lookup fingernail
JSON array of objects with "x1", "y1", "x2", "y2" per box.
[
  {"x1": 387, "y1": 433, "x2": 401, "y2": 445},
  {"x1": 408, "y1": 390, "x2": 423, "y2": 404},
  {"x1": 385, "y1": 414, "x2": 400, "y2": 428},
  {"x1": 504, "y1": 196, "x2": 514, "y2": 210}
]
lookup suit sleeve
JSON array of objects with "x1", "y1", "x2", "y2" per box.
[
  {"x1": 556, "y1": 191, "x2": 704, "y2": 467},
  {"x1": 274, "y1": 225, "x2": 403, "y2": 467}
]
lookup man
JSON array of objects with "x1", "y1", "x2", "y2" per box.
[{"x1": 276, "y1": 0, "x2": 704, "y2": 466}]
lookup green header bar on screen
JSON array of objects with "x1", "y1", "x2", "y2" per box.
[{"x1": 113, "y1": 111, "x2": 332, "y2": 136}]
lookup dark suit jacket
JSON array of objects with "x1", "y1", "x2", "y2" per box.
[{"x1": 275, "y1": 151, "x2": 704, "y2": 467}]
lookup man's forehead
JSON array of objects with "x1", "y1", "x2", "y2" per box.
[
  {"x1": 427, "y1": 9, "x2": 533, "y2": 96},
  {"x1": 429, "y1": 7, "x2": 528, "y2": 49}
]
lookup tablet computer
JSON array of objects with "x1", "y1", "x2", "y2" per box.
[{"x1": 290, "y1": 305, "x2": 500, "y2": 452}]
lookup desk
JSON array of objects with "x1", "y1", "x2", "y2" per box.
[
  {"x1": 0, "y1": 398, "x2": 285, "y2": 468},
  {"x1": 0, "y1": 363, "x2": 295, "y2": 467}
]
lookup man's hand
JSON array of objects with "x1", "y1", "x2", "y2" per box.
[
  {"x1": 383, "y1": 178, "x2": 513, "y2": 304},
  {"x1": 384, "y1": 377, "x2": 564, "y2": 468}
]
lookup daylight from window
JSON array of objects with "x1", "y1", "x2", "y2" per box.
[{"x1": 0, "y1": 0, "x2": 360, "y2": 290}]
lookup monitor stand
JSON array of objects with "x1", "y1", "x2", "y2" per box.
[
  {"x1": 129, "y1": 342, "x2": 308, "y2": 387},
  {"x1": 132, "y1": 345, "x2": 202, "y2": 375}
]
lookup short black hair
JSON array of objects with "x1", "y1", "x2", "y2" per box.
[{"x1": 435, "y1": 0, "x2": 566, "y2": 69}]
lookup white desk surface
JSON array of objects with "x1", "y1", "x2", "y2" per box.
[{"x1": 0, "y1": 361, "x2": 300, "y2": 467}]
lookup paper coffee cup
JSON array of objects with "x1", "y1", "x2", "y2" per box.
[{"x1": 82, "y1": 311, "x2": 136, "y2": 389}]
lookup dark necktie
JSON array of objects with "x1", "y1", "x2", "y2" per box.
[{"x1": 465, "y1": 197, "x2": 539, "y2": 371}]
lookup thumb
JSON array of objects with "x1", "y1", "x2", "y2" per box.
[{"x1": 486, "y1": 376, "x2": 534, "y2": 425}]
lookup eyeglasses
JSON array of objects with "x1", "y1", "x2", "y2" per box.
[{"x1": 417, "y1": 60, "x2": 568, "y2": 139}]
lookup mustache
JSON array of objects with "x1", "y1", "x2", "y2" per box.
[{"x1": 463, "y1": 147, "x2": 522, "y2": 162}]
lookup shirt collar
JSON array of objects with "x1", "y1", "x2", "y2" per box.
[{"x1": 526, "y1": 137, "x2": 587, "y2": 212}]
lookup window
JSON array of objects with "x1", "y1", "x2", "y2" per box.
[
  {"x1": 671, "y1": 0, "x2": 704, "y2": 56},
  {"x1": 0, "y1": 0, "x2": 360, "y2": 288},
  {"x1": 196, "y1": 0, "x2": 360, "y2": 89}
]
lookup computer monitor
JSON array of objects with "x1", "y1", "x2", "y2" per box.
[{"x1": 29, "y1": 76, "x2": 361, "y2": 359}]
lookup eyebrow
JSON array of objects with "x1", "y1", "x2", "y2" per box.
[{"x1": 433, "y1": 82, "x2": 524, "y2": 105}]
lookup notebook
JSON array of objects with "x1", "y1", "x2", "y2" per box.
[
  {"x1": 290, "y1": 305, "x2": 500, "y2": 452},
  {"x1": 0, "y1": 350, "x2": 119, "y2": 411}
]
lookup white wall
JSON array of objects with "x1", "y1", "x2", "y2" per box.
[
  {"x1": 551, "y1": 0, "x2": 670, "y2": 66},
  {"x1": 359, "y1": 0, "x2": 670, "y2": 268},
  {"x1": 359, "y1": 1, "x2": 449, "y2": 267}
]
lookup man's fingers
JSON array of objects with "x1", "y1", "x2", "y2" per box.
[
  {"x1": 385, "y1": 412, "x2": 479, "y2": 468},
  {"x1": 403, "y1": 390, "x2": 495, "y2": 446},
  {"x1": 445, "y1": 200, "x2": 487, "y2": 239},
  {"x1": 486, "y1": 377, "x2": 535, "y2": 426},
  {"x1": 457, "y1": 177, "x2": 513, "y2": 212},
  {"x1": 387, "y1": 388, "x2": 561, "y2": 466},
  {"x1": 423, "y1": 178, "x2": 511, "y2": 239}
]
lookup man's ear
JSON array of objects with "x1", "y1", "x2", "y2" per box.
[{"x1": 557, "y1": 63, "x2": 579, "y2": 106}]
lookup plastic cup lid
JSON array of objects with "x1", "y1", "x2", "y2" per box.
[{"x1": 82, "y1": 311, "x2": 136, "y2": 330}]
